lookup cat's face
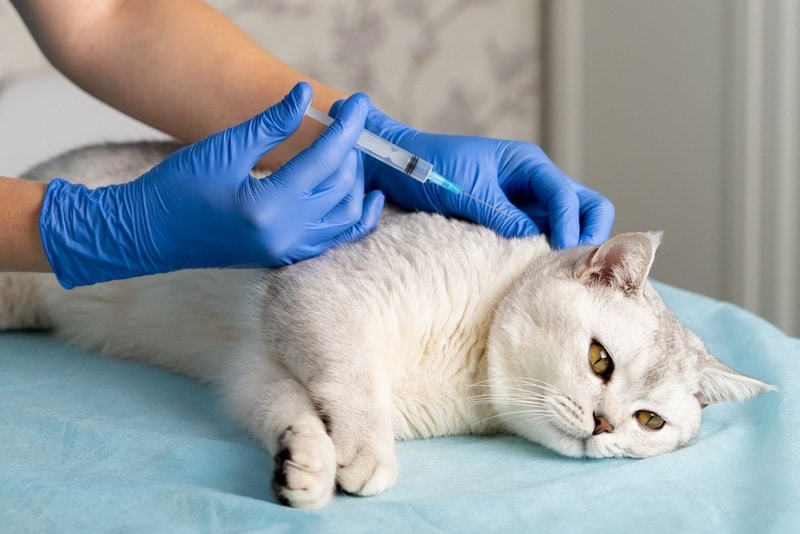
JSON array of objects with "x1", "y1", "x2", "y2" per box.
[{"x1": 486, "y1": 232, "x2": 773, "y2": 459}]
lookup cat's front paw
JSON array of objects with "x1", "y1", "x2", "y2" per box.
[
  {"x1": 336, "y1": 443, "x2": 399, "y2": 497},
  {"x1": 271, "y1": 424, "x2": 336, "y2": 509}
]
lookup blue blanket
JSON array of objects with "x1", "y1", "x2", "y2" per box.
[{"x1": 1, "y1": 283, "x2": 797, "y2": 532}]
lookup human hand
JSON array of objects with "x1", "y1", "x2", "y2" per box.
[
  {"x1": 40, "y1": 83, "x2": 384, "y2": 288},
  {"x1": 355, "y1": 105, "x2": 614, "y2": 248}
]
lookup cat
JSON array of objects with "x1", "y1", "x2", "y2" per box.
[{"x1": 0, "y1": 142, "x2": 774, "y2": 509}]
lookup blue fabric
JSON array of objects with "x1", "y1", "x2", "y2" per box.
[{"x1": 1, "y1": 282, "x2": 797, "y2": 533}]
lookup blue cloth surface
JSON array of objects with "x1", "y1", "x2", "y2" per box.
[{"x1": 0, "y1": 282, "x2": 797, "y2": 533}]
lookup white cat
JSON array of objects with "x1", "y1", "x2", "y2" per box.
[{"x1": 0, "y1": 142, "x2": 773, "y2": 509}]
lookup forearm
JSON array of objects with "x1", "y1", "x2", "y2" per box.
[
  {"x1": 0, "y1": 178, "x2": 50, "y2": 272},
  {"x1": 12, "y1": 0, "x2": 346, "y2": 170}
]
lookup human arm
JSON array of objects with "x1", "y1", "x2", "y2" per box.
[
  {"x1": 0, "y1": 178, "x2": 49, "y2": 272},
  {"x1": 10, "y1": 0, "x2": 345, "y2": 171}
]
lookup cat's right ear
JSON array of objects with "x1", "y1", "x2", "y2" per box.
[
  {"x1": 696, "y1": 355, "x2": 777, "y2": 406},
  {"x1": 574, "y1": 232, "x2": 662, "y2": 296}
]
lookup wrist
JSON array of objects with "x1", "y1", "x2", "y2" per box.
[
  {"x1": 0, "y1": 177, "x2": 50, "y2": 272},
  {"x1": 40, "y1": 179, "x2": 154, "y2": 288}
]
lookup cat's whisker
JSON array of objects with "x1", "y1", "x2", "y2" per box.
[
  {"x1": 489, "y1": 386, "x2": 555, "y2": 398},
  {"x1": 497, "y1": 378, "x2": 564, "y2": 395},
  {"x1": 498, "y1": 413, "x2": 559, "y2": 429},
  {"x1": 467, "y1": 379, "x2": 566, "y2": 413},
  {"x1": 466, "y1": 390, "x2": 547, "y2": 401},
  {"x1": 472, "y1": 409, "x2": 555, "y2": 427},
  {"x1": 472, "y1": 412, "x2": 517, "y2": 427},
  {"x1": 489, "y1": 383, "x2": 564, "y2": 399},
  {"x1": 485, "y1": 406, "x2": 553, "y2": 419},
  {"x1": 469, "y1": 379, "x2": 563, "y2": 398},
  {"x1": 466, "y1": 395, "x2": 550, "y2": 409},
  {"x1": 475, "y1": 390, "x2": 551, "y2": 402},
  {"x1": 499, "y1": 400, "x2": 551, "y2": 409},
  {"x1": 505, "y1": 412, "x2": 556, "y2": 422}
]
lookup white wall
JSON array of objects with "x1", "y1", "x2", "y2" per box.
[{"x1": 544, "y1": 0, "x2": 800, "y2": 336}]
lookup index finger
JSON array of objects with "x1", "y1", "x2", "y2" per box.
[
  {"x1": 576, "y1": 189, "x2": 615, "y2": 245},
  {"x1": 267, "y1": 92, "x2": 370, "y2": 193},
  {"x1": 511, "y1": 160, "x2": 581, "y2": 249}
]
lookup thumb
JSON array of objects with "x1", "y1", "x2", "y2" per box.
[
  {"x1": 226, "y1": 82, "x2": 313, "y2": 166},
  {"x1": 328, "y1": 98, "x2": 346, "y2": 118}
]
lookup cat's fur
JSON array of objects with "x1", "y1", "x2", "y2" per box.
[{"x1": 0, "y1": 142, "x2": 773, "y2": 508}]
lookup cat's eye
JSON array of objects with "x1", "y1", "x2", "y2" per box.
[
  {"x1": 635, "y1": 410, "x2": 665, "y2": 430},
  {"x1": 588, "y1": 341, "x2": 614, "y2": 381}
]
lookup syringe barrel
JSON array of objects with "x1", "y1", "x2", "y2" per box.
[
  {"x1": 304, "y1": 106, "x2": 432, "y2": 183},
  {"x1": 355, "y1": 129, "x2": 432, "y2": 183}
]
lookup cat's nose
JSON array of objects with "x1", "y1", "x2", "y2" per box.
[{"x1": 593, "y1": 413, "x2": 614, "y2": 435}]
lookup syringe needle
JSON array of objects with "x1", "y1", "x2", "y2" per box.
[
  {"x1": 458, "y1": 190, "x2": 514, "y2": 219},
  {"x1": 427, "y1": 171, "x2": 511, "y2": 218}
]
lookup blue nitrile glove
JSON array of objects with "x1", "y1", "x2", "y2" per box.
[
  {"x1": 345, "y1": 104, "x2": 614, "y2": 248},
  {"x1": 40, "y1": 82, "x2": 384, "y2": 288}
]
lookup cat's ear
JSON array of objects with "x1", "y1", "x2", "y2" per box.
[
  {"x1": 574, "y1": 232, "x2": 661, "y2": 296},
  {"x1": 696, "y1": 356, "x2": 776, "y2": 406}
]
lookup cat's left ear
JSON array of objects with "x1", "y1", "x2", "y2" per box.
[
  {"x1": 696, "y1": 355, "x2": 776, "y2": 406},
  {"x1": 574, "y1": 232, "x2": 662, "y2": 296}
]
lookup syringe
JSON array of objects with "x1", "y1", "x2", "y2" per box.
[
  {"x1": 304, "y1": 106, "x2": 465, "y2": 194},
  {"x1": 304, "y1": 106, "x2": 511, "y2": 218}
]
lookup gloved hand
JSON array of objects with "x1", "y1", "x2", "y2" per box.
[
  {"x1": 349, "y1": 104, "x2": 614, "y2": 248},
  {"x1": 40, "y1": 82, "x2": 384, "y2": 288}
]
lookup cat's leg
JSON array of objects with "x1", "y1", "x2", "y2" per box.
[
  {"x1": 261, "y1": 379, "x2": 338, "y2": 509},
  {"x1": 303, "y1": 354, "x2": 399, "y2": 498},
  {"x1": 220, "y1": 350, "x2": 337, "y2": 509}
]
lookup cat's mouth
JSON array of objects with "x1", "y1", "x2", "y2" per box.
[
  {"x1": 546, "y1": 421, "x2": 590, "y2": 457},
  {"x1": 550, "y1": 416, "x2": 592, "y2": 440}
]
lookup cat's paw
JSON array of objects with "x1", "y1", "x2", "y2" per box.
[
  {"x1": 271, "y1": 424, "x2": 337, "y2": 509},
  {"x1": 335, "y1": 444, "x2": 399, "y2": 497}
]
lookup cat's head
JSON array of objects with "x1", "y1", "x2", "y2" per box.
[{"x1": 486, "y1": 232, "x2": 774, "y2": 458}]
